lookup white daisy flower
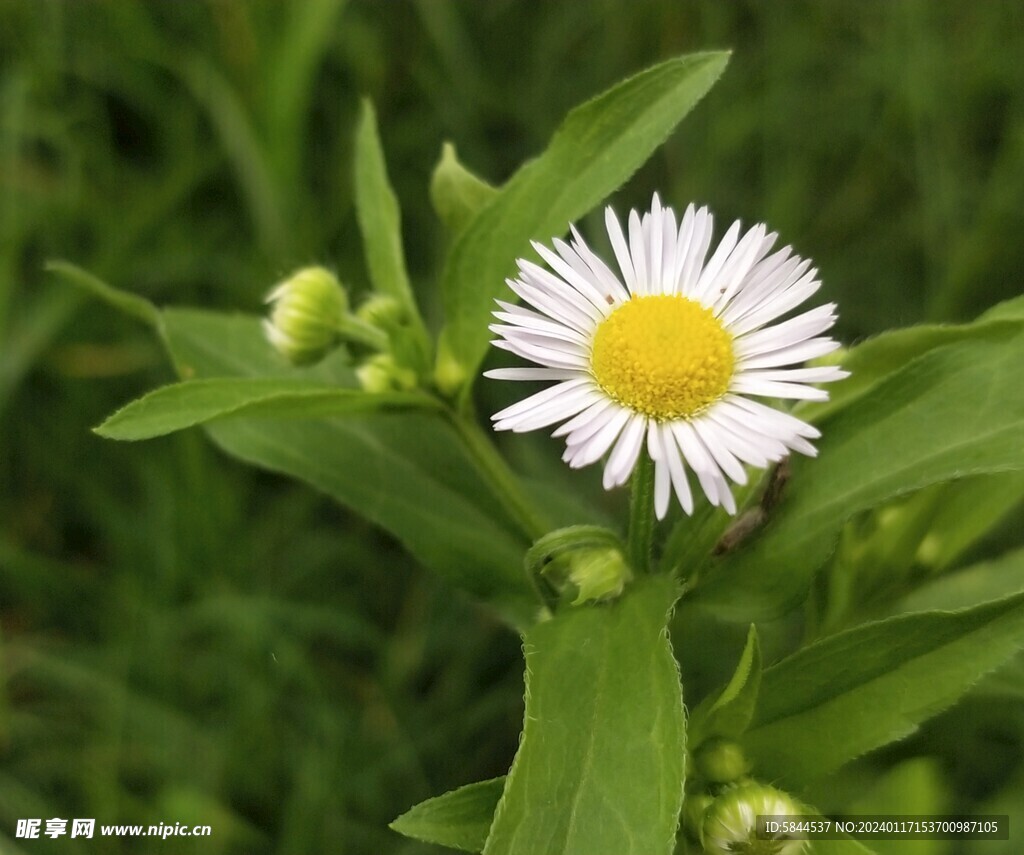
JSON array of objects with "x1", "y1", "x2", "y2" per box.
[{"x1": 485, "y1": 195, "x2": 848, "y2": 519}]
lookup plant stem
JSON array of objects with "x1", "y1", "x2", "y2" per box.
[
  {"x1": 449, "y1": 412, "x2": 549, "y2": 542},
  {"x1": 627, "y1": 452, "x2": 655, "y2": 574}
]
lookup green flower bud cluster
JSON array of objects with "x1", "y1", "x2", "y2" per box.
[
  {"x1": 682, "y1": 739, "x2": 805, "y2": 853},
  {"x1": 263, "y1": 267, "x2": 429, "y2": 394}
]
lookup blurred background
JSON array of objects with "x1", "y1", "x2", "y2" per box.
[{"x1": 1, "y1": 1, "x2": 1023, "y2": 852}]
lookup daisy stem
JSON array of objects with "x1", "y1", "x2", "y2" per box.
[
  {"x1": 627, "y1": 453, "x2": 655, "y2": 574},
  {"x1": 449, "y1": 412, "x2": 550, "y2": 543}
]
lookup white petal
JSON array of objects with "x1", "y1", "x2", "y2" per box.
[
  {"x1": 532, "y1": 240, "x2": 611, "y2": 313},
  {"x1": 629, "y1": 209, "x2": 648, "y2": 296},
  {"x1": 519, "y1": 260, "x2": 605, "y2": 323},
  {"x1": 737, "y1": 336, "x2": 840, "y2": 370},
  {"x1": 659, "y1": 422, "x2": 694, "y2": 515},
  {"x1": 602, "y1": 414, "x2": 646, "y2": 488},
  {"x1": 605, "y1": 206, "x2": 637, "y2": 294},
  {"x1": 569, "y1": 224, "x2": 629, "y2": 302},
  {"x1": 735, "y1": 366, "x2": 850, "y2": 383},
  {"x1": 649, "y1": 195, "x2": 664, "y2": 297},
  {"x1": 660, "y1": 204, "x2": 678, "y2": 294},
  {"x1": 492, "y1": 377, "x2": 591, "y2": 422},
  {"x1": 734, "y1": 303, "x2": 837, "y2": 356},
  {"x1": 552, "y1": 398, "x2": 615, "y2": 438},
  {"x1": 507, "y1": 278, "x2": 594, "y2": 334},
  {"x1": 730, "y1": 376, "x2": 830, "y2": 401},
  {"x1": 484, "y1": 367, "x2": 582, "y2": 381},
  {"x1": 490, "y1": 323, "x2": 590, "y2": 351},
  {"x1": 670, "y1": 420, "x2": 732, "y2": 510},
  {"x1": 491, "y1": 338, "x2": 590, "y2": 370},
  {"x1": 678, "y1": 207, "x2": 714, "y2": 295},
  {"x1": 654, "y1": 457, "x2": 671, "y2": 520},
  {"x1": 692, "y1": 219, "x2": 740, "y2": 303},
  {"x1": 568, "y1": 407, "x2": 631, "y2": 468},
  {"x1": 496, "y1": 386, "x2": 602, "y2": 432},
  {"x1": 691, "y1": 417, "x2": 748, "y2": 485}
]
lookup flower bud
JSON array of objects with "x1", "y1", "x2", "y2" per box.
[
  {"x1": 264, "y1": 267, "x2": 347, "y2": 365},
  {"x1": 434, "y1": 332, "x2": 468, "y2": 396},
  {"x1": 357, "y1": 294, "x2": 406, "y2": 332},
  {"x1": 695, "y1": 737, "x2": 751, "y2": 784},
  {"x1": 567, "y1": 546, "x2": 631, "y2": 604},
  {"x1": 540, "y1": 545, "x2": 631, "y2": 606},
  {"x1": 702, "y1": 782, "x2": 805, "y2": 855},
  {"x1": 682, "y1": 792, "x2": 714, "y2": 840},
  {"x1": 356, "y1": 353, "x2": 418, "y2": 394}
]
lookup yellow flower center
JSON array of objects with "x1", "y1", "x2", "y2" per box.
[{"x1": 590, "y1": 295, "x2": 734, "y2": 420}]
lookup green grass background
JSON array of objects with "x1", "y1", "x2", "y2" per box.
[{"x1": 1, "y1": 1, "x2": 1022, "y2": 853}]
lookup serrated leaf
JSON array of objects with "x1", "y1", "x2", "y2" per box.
[
  {"x1": 742, "y1": 591, "x2": 1024, "y2": 788},
  {"x1": 440, "y1": 51, "x2": 729, "y2": 382},
  {"x1": 158, "y1": 308, "x2": 535, "y2": 624},
  {"x1": 95, "y1": 378, "x2": 439, "y2": 440},
  {"x1": 484, "y1": 576, "x2": 685, "y2": 855},
  {"x1": 690, "y1": 624, "x2": 761, "y2": 744},
  {"x1": 430, "y1": 142, "x2": 499, "y2": 238},
  {"x1": 799, "y1": 294, "x2": 1024, "y2": 424},
  {"x1": 891, "y1": 547, "x2": 1024, "y2": 616},
  {"x1": 695, "y1": 326, "x2": 1024, "y2": 621},
  {"x1": 391, "y1": 778, "x2": 505, "y2": 853}
]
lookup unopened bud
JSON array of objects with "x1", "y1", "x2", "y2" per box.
[
  {"x1": 357, "y1": 294, "x2": 405, "y2": 331},
  {"x1": 683, "y1": 792, "x2": 714, "y2": 840},
  {"x1": 695, "y1": 737, "x2": 751, "y2": 784},
  {"x1": 541, "y1": 545, "x2": 631, "y2": 606},
  {"x1": 263, "y1": 267, "x2": 347, "y2": 365},
  {"x1": 434, "y1": 332, "x2": 468, "y2": 396},
  {"x1": 356, "y1": 353, "x2": 418, "y2": 394},
  {"x1": 703, "y1": 783, "x2": 805, "y2": 855}
]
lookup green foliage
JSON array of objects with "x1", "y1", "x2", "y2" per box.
[
  {"x1": 440, "y1": 51, "x2": 729, "y2": 384},
  {"x1": 430, "y1": 144, "x2": 499, "y2": 240},
  {"x1": 95, "y1": 378, "x2": 438, "y2": 441},
  {"x1": 159, "y1": 308, "x2": 536, "y2": 623},
  {"x1": 353, "y1": 103, "x2": 423, "y2": 327},
  {"x1": 5, "y1": 3, "x2": 1024, "y2": 854},
  {"x1": 390, "y1": 779, "x2": 504, "y2": 854},
  {"x1": 743, "y1": 591, "x2": 1024, "y2": 788},
  {"x1": 689, "y1": 624, "x2": 761, "y2": 744},
  {"x1": 483, "y1": 577, "x2": 685, "y2": 855},
  {"x1": 696, "y1": 318, "x2": 1024, "y2": 620}
]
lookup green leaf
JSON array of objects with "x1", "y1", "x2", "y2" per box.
[
  {"x1": 353, "y1": 100, "x2": 416, "y2": 310},
  {"x1": 690, "y1": 625, "x2": 761, "y2": 744},
  {"x1": 742, "y1": 590, "x2": 1024, "y2": 788},
  {"x1": 695, "y1": 326, "x2": 1024, "y2": 620},
  {"x1": 799, "y1": 293, "x2": 1024, "y2": 424},
  {"x1": 914, "y1": 472, "x2": 1024, "y2": 571},
  {"x1": 95, "y1": 378, "x2": 439, "y2": 441},
  {"x1": 846, "y1": 759, "x2": 949, "y2": 855},
  {"x1": 484, "y1": 576, "x2": 685, "y2": 855},
  {"x1": 440, "y1": 51, "x2": 730, "y2": 382},
  {"x1": 391, "y1": 778, "x2": 505, "y2": 853},
  {"x1": 158, "y1": 308, "x2": 535, "y2": 624},
  {"x1": 46, "y1": 260, "x2": 159, "y2": 327},
  {"x1": 354, "y1": 100, "x2": 432, "y2": 373},
  {"x1": 892, "y1": 547, "x2": 1024, "y2": 615},
  {"x1": 430, "y1": 142, "x2": 499, "y2": 238}
]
